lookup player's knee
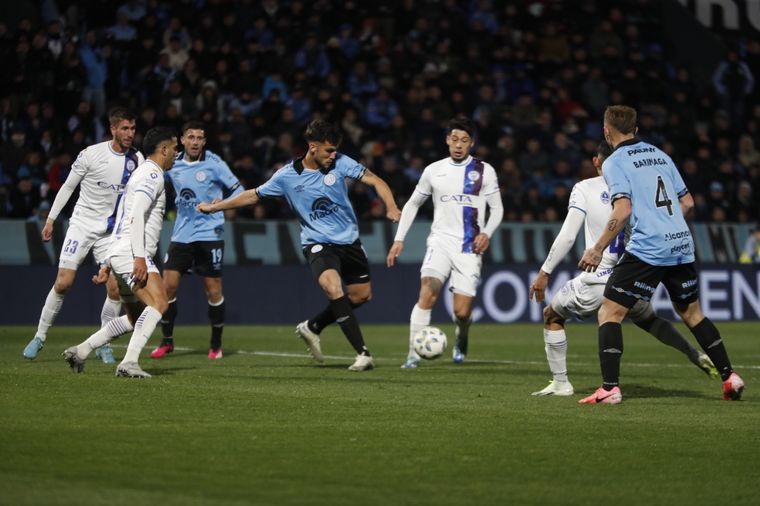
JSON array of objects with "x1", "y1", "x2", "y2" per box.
[
  {"x1": 53, "y1": 279, "x2": 72, "y2": 294},
  {"x1": 350, "y1": 291, "x2": 371, "y2": 305},
  {"x1": 543, "y1": 305, "x2": 561, "y2": 326},
  {"x1": 154, "y1": 299, "x2": 169, "y2": 315}
]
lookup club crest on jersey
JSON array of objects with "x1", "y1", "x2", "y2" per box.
[
  {"x1": 150, "y1": 172, "x2": 158, "y2": 179},
  {"x1": 600, "y1": 191, "x2": 610, "y2": 204},
  {"x1": 323, "y1": 173, "x2": 336, "y2": 186},
  {"x1": 195, "y1": 170, "x2": 207, "y2": 182},
  {"x1": 126, "y1": 160, "x2": 136, "y2": 171},
  {"x1": 467, "y1": 170, "x2": 480, "y2": 182}
]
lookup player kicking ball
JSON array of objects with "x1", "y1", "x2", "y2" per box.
[{"x1": 528, "y1": 141, "x2": 716, "y2": 397}]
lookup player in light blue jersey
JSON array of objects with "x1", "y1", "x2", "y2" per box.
[
  {"x1": 578, "y1": 106, "x2": 744, "y2": 404},
  {"x1": 150, "y1": 121, "x2": 243, "y2": 360},
  {"x1": 198, "y1": 119, "x2": 401, "y2": 371}
]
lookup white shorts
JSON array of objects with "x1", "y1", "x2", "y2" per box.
[
  {"x1": 550, "y1": 273, "x2": 650, "y2": 321},
  {"x1": 58, "y1": 222, "x2": 112, "y2": 270},
  {"x1": 108, "y1": 255, "x2": 159, "y2": 303},
  {"x1": 420, "y1": 236, "x2": 482, "y2": 297}
]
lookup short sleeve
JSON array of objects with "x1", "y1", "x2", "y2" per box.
[
  {"x1": 482, "y1": 163, "x2": 499, "y2": 196},
  {"x1": 567, "y1": 183, "x2": 588, "y2": 213},
  {"x1": 671, "y1": 159, "x2": 689, "y2": 198},
  {"x1": 216, "y1": 160, "x2": 244, "y2": 196},
  {"x1": 414, "y1": 165, "x2": 433, "y2": 196},
  {"x1": 334, "y1": 154, "x2": 366, "y2": 180},
  {"x1": 71, "y1": 148, "x2": 90, "y2": 177},
  {"x1": 256, "y1": 169, "x2": 285, "y2": 198},
  {"x1": 603, "y1": 157, "x2": 631, "y2": 202}
]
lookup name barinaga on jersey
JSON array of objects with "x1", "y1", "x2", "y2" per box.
[
  {"x1": 70, "y1": 140, "x2": 144, "y2": 234},
  {"x1": 110, "y1": 160, "x2": 166, "y2": 258},
  {"x1": 602, "y1": 139, "x2": 694, "y2": 266},
  {"x1": 414, "y1": 156, "x2": 499, "y2": 252},
  {"x1": 168, "y1": 150, "x2": 243, "y2": 242},
  {"x1": 256, "y1": 154, "x2": 365, "y2": 246}
]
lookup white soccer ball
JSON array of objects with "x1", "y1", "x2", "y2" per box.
[{"x1": 413, "y1": 326, "x2": 448, "y2": 360}]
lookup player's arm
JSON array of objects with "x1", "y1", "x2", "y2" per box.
[
  {"x1": 679, "y1": 191, "x2": 694, "y2": 219},
  {"x1": 473, "y1": 192, "x2": 504, "y2": 255},
  {"x1": 360, "y1": 169, "x2": 401, "y2": 222},
  {"x1": 530, "y1": 207, "x2": 585, "y2": 303},
  {"x1": 578, "y1": 197, "x2": 631, "y2": 272},
  {"x1": 197, "y1": 188, "x2": 260, "y2": 214},
  {"x1": 129, "y1": 191, "x2": 155, "y2": 286},
  {"x1": 386, "y1": 190, "x2": 429, "y2": 267},
  {"x1": 43, "y1": 166, "x2": 85, "y2": 241}
]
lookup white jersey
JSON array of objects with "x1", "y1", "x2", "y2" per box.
[
  {"x1": 568, "y1": 175, "x2": 624, "y2": 283},
  {"x1": 109, "y1": 159, "x2": 166, "y2": 259},
  {"x1": 67, "y1": 140, "x2": 144, "y2": 234},
  {"x1": 415, "y1": 156, "x2": 499, "y2": 252}
]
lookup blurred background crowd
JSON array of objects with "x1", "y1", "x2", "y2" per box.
[{"x1": 0, "y1": 0, "x2": 758, "y2": 224}]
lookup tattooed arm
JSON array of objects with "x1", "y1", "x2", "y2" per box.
[{"x1": 578, "y1": 197, "x2": 632, "y2": 272}]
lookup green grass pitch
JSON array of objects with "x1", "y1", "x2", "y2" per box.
[{"x1": 2, "y1": 322, "x2": 759, "y2": 505}]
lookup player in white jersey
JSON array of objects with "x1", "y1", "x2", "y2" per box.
[
  {"x1": 387, "y1": 117, "x2": 503, "y2": 368},
  {"x1": 529, "y1": 141, "x2": 716, "y2": 397},
  {"x1": 23, "y1": 108, "x2": 144, "y2": 364},
  {"x1": 63, "y1": 126, "x2": 176, "y2": 378}
]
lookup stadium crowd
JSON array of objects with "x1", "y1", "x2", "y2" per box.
[{"x1": 0, "y1": 0, "x2": 758, "y2": 223}]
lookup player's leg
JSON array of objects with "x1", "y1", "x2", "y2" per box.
[
  {"x1": 117, "y1": 257, "x2": 167, "y2": 378},
  {"x1": 580, "y1": 255, "x2": 653, "y2": 404},
  {"x1": 663, "y1": 263, "x2": 744, "y2": 399},
  {"x1": 198, "y1": 240, "x2": 226, "y2": 359},
  {"x1": 153, "y1": 241, "x2": 190, "y2": 358},
  {"x1": 152, "y1": 269, "x2": 180, "y2": 358},
  {"x1": 204, "y1": 276, "x2": 224, "y2": 358},
  {"x1": 93, "y1": 272, "x2": 121, "y2": 364},
  {"x1": 26, "y1": 224, "x2": 97, "y2": 358},
  {"x1": 64, "y1": 288, "x2": 141, "y2": 373},
  {"x1": 629, "y1": 302, "x2": 717, "y2": 377},
  {"x1": 448, "y1": 250, "x2": 481, "y2": 364}
]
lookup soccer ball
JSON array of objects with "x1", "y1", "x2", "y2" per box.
[{"x1": 413, "y1": 326, "x2": 448, "y2": 360}]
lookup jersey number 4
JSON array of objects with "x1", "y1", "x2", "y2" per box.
[{"x1": 655, "y1": 175, "x2": 674, "y2": 216}]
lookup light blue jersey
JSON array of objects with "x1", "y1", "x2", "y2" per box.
[
  {"x1": 256, "y1": 154, "x2": 365, "y2": 246},
  {"x1": 602, "y1": 139, "x2": 694, "y2": 266},
  {"x1": 168, "y1": 150, "x2": 243, "y2": 242}
]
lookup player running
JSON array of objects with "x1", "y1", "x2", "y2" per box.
[{"x1": 528, "y1": 141, "x2": 716, "y2": 397}]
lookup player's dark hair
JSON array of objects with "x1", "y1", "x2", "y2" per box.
[
  {"x1": 304, "y1": 119, "x2": 343, "y2": 146},
  {"x1": 604, "y1": 105, "x2": 637, "y2": 134},
  {"x1": 108, "y1": 106, "x2": 136, "y2": 126},
  {"x1": 596, "y1": 140, "x2": 614, "y2": 161},
  {"x1": 143, "y1": 126, "x2": 176, "y2": 155},
  {"x1": 447, "y1": 116, "x2": 476, "y2": 138},
  {"x1": 182, "y1": 120, "x2": 205, "y2": 134}
]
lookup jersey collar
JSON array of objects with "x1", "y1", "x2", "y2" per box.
[
  {"x1": 293, "y1": 156, "x2": 334, "y2": 175},
  {"x1": 177, "y1": 150, "x2": 206, "y2": 162},
  {"x1": 614, "y1": 138, "x2": 641, "y2": 151}
]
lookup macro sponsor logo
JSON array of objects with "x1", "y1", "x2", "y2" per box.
[
  {"x1": 178, "y1": 188, "x2": 197, "y2": 207},
  {"x1": 440, "y1": 194, "x2": 474, "y2": 203},
  {"x1": 309, "y1": 197, "x2": 340, "y2": 221}
]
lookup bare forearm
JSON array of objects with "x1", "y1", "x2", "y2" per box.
[
  {"x1": 371, "y1": 178, "x2": 397, "y2": 212},
  {"x1": 593, "y1": 203, "x2": 630, "y2": 252},
  {"x1": 211, "y1": 189, "x2": 259, "y2": 211}
]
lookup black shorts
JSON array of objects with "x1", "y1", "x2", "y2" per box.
[
  {"x1": 302, "y1": 240, "x2": 371, "y2": 285},
  {"x1": 164, "y1": 241, "x2": 225, "y2": 278},
  {"x1": 604, "y1": 253, "x2": 699, "y2": 308}
]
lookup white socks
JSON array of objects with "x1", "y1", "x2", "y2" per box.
[
  {"x1": 122, "y1": 306, "x2": 163, "y2": 364},
  {"x1": 100, "y1": 297, "x2": 122, "y2": 327},
  {"x1": 408, "y1": 304, "x2": 431, "y2": 359},
  {"x1": 544, "y1": 328, "x2": 568, "y2": 382},
  {"x1": 76, "y1": 315, "x2": 134, "y2": 360},
  {"x1": 35, "y1": 288, "x2": 65, "y2": 341}
]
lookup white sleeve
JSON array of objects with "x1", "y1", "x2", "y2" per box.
[
  {"x1": 129, "y1": 191, "x2": 153, "y2": 258},
  {"x1": 483, "y1": 192, "x2": 503, "y2": 238},
  {"x1": 393, "y1": 190, "x2": 429, "y2": 242},
  {"x1": 540, "y1": 207, "x2": 585, "y2": 274},
  {"x1": 48, "y1": 170, "x2": 84, "y2": 221}
]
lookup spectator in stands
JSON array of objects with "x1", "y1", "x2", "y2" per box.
[{"x1": 739, "y1": 226, "x2": 760, "y2": 263}]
